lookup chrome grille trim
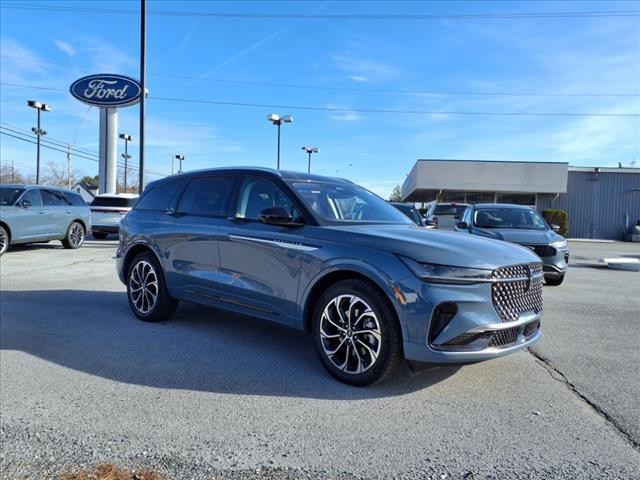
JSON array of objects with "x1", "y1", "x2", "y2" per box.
[{"x1": 491, "y1": 263, "x2": 543, "y2": 323}]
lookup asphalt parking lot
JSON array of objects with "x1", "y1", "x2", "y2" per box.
[{"x1": 1, "y1": 239, "x2": 639, "y2": 479}]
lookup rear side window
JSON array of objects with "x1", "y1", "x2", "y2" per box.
[
  {"x1": 64, "y1": 192, "x2": 86, "y2": 206},
  {"x1": 178, "y1": 176, "x2": 233, "y2": 217},
  {"x1": 135, "y1": 180, "x2": 185, "y2": 211},
  {"x1": 91, "y1": 197, "x2": 137, "y2": 208},
  {"x1": 41, "y1": 190, "x2": 70, "y2": 206},
  {"x1": 434, "y1": 204, "x2": 467, "y2": 216}
]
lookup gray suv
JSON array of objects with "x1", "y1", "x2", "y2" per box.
[
  {"x1": 117, "y1": 168, "x2": 543, "y2": 385},
  {"x1": 0, "y1": 184, "x2": 91, "y2": 255}
]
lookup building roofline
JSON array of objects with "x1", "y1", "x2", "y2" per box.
[
  {"x1": 568, "y1": 166, "x2": 640, "y2": 174},
  {"x1": 416, "y1": 158, "x2": 569, "y2": 165}
]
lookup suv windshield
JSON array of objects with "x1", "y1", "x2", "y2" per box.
[
  {"x1": 290, "y1": 182, "x2": 412, "y2": 224},
  {"x1": 474, "y1": 207, "x2": 547, "y2": 230},
  {"x1": 0, "y1": 187, "x2": 25, "y2": 206}
]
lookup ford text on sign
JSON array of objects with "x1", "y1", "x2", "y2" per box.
[{"x1": 70, "y1": 74, "x2": 142, "y2": 108}]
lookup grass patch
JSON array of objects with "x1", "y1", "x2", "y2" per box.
[{"x1": 60, "y1": 463, "x2": 165, "y2": 480}]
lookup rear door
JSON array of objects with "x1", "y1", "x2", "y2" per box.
[
  {"x1": 154, "y1": 175, "x2": 235, "y2": 299},
  {"x1": 40, "y1": 189, "x2": 69, "y2": 236}
]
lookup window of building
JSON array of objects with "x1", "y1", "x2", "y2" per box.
[{"x1": 496, "y1": 193, "x2": 536, "y2": 206}]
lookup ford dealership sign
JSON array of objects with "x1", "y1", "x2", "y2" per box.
[{"x1": 70, "y1": 74, "x2": 141, "y2": 108}]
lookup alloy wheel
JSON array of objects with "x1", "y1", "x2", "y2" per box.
[
  {"x1": 69, "y1": 223, "x2": 84, "y2": 247},
  {"x1": 129, "y1": 260, "x2": 159, "y2": 314},
  {"x1": 319, "y1": 294, "x2": 382, "y2": 374},
  {"x1": 0, "y1": 228, "x2": 7, "y2": 255}
]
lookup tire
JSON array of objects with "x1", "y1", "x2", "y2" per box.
[
  {"x1": 93, "y1": 232, "x2": 109, "y2": 240},
  {"x1": 311, "y1": 279, "x2": 403, "y2": 386},
  {"x1": 62, "y1": 221, "x2": 85, "y2": 249},
  {"x1": 0, "y1": 225, "x2": 9, "y2": 256},
  {"x1": 545, "y1": 274, "x2": 565, "y2": 286},
  {"x1": 126, "y1": 251, "x2": 178, "y2": 322}
]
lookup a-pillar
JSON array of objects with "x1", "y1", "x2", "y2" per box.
[{"x1": 99, "y1": 107, "x2": 118, "y2": 194}]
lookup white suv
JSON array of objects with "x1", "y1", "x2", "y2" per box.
[{"x1": 90, "y1": 193, "x2": 138, "y2": 239}]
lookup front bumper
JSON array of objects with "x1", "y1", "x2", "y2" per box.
[{"x1": 395, "y1": 267, "x2": 542, "y2": 364}]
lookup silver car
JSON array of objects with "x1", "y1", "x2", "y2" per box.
[
  {"x1": 0, "y1": 184, "x2": 91, "y2": 256},
  {"x1": 90, "y1": 193, "x2": 138, "y2": 239}
]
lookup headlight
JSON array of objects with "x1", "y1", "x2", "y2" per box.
[
  {"x1": 399, "y1": 256, "x2": 493, "y2": 285},
  {"x1": 550, "y1": 239, "x2": 568, "y2": 249}
]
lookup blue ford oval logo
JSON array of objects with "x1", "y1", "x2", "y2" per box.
[{"x1": 70, "y1": 74, "x2": 141, "y2": 107}]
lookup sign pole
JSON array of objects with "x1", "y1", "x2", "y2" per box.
[{"x1": 138, "y1": 0, "x2": 146, "y2": 193}]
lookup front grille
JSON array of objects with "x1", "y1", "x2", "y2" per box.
[
  {"x1": 524, "y1": 245, "x2": 556, "y2": 257},
  {"x1": 492, "y1": 263, "x2": 543, "y2": 323}
]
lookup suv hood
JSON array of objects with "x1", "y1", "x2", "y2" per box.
[
  {"x1": 472, "y1": 227, "x2": 562, "y2": 245},
  {"x1": 310, "y1": 224, "x2": 540, "y2": 270}
]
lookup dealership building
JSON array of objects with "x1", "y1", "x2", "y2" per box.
[{"x1": 401, "y1": 159, "x2": 640, "y2": 240}]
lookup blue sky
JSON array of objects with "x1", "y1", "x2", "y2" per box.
[{"x1": 1, "y1": 0, "x2": 639, "y2": 196}]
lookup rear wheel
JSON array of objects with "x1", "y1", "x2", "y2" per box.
[
  {"x1": 62, "y1": 222, "x2": 85, "y2": 249},
  {"x1": 127, "y1": 252, "x2": 178, "y2": 322},
  {"x1": 0, "y1": 226, "x2": 9, "y2": 256},
  {"x1": 312, "y1": 279, "x2": 403, "y2": 386},
  {"x1": 93, "y1": 232, "x2": 109, "y2": 240},
  {"x1": 545, "y1": 274, "x2": 565, "y2": 286}
]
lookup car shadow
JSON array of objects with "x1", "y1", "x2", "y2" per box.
[{"x1": 0, "y1": 289, "x2": 459, "y2": 400}]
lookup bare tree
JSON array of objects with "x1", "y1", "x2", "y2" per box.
[{"x1": 41, "y1": 161, "x2": 84, "y2": 188}]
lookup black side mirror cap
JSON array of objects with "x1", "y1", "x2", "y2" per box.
[
  {"x1": 455, "y1": 221, "x2": 468, "y2": 230},
  {"x1": 259, "y1": 206, "x2": 304, "y2": 227}
]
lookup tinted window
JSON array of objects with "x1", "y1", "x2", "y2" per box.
[
  {"x1": 434, "y1": 204, "x2": 467, "y2": 216},
  {"x1": 0, "y1": 187, "x2": 24, "y2": 206},
  {"x1": 236, "y1": 177, "x2": 299, "y2": 221},
  {"x1": 135, "y1": 180, "x2": 185, "y2": 211},
  {"x1": 290, "y1": 182, "x2": 411, "y2": 224},
  {"x1": 64, "y1": 192, "x2": 86, "y2": 206},
  {"x1": 178, "y1": 176, "x2": 233, "y2": 217},
  {"x1": 91, "y1": 197, "x2": 138, "y2": 208},
  {"x1": 393, "y1": 204, "x2": 423, "y2": 226},
  {"x1": 41, "y1": 189, "x2": 69, "y2": 206},
  {"x1": 20, "y1": 189, "x2": 42, "y2": 207}
]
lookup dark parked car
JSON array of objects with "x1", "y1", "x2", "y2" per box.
[
  {"x1": 454, "y1": 203, "x2": 569, "y2": 285},
  {"x1": 424, "y1": 202, "x2": 469, "y2": 229},
  {"x1": 0, "y1": 184, "x2": 90, "y2": 256},
  {"x1": 390, "y1": 202, "x2": 424, "y2": 226},
  {"x1": 117, "y1": 168, "x2": 543, "y2": 385}
]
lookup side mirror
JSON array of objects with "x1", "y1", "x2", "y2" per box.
[
  {"x1": 21, "y1": 199, "x2": 31, "y2": 208},
  {"x1": 551, "y1": 224, "x2": 560, "y2": 232},
  {"x1": 259, "y1": 206, "x2": 303, "y2": 227},
  {"x1": 455, "y1": 221, "x2": 468, "y2": 230}
]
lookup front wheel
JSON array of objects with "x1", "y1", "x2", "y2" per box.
[
  {"x1": 545, "y1": 274, "x2": 565, "y2": 286},
  {"x1": 62, "y1": 222, "x2": 85, "y2": 249},
  {"x1": 0, "y1": 225, "x2": 9, "y2": 256},
  {"x1": 312, "y1": 279, "x2": 403, "y2": 386},
  {"x1": 127, "y1": 252, "x2": 178, "y2": 322}
]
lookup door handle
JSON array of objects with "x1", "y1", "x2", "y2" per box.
[
  {"x1": 65, "y1": 210, "x2": 72, "y2": 214},
  {"x1": 38, "y1": 210, "x2": 45, "y2": 214}
]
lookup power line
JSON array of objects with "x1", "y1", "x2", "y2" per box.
[
  {"x1": 1, "y1": 3, "x2": 638, "y2": 19},
  {"x1": 3, "y1": 54, "x2": 638, "y2": 98},
  {"x1": 2, "y1": 82, "x2": 638, "y2": 118}
]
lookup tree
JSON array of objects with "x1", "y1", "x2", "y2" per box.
[
  {"x1": 80, "y1": 175, "x2": 99, "y2": 187},
  {"x1": 0, "y1": 164, "x2": 26, "y2": 184},
  {"x1": 389, "y1": 184, "x2": 403, "y2": 202},
  {"x1": 41, "y1": 161, "x2": 84, "y2": 188}
]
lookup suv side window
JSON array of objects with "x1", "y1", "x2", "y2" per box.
[
  {"x1": 63, "y1": 192, "x2": 86, "y2": 206},
  {"x1": 135, "y1": 180, "x2": 186, "y2": 211},
  {"x1": 178, "y1": 176, "x2": 234, "y2": 217},
  {"x1": 235, "y1": 177, "x2": 298, "y2": 221},
  {"x1": 41, "y1": 189, "x2": 69, "y2": 206},
  {"x1": 20, "y1": 189, "x2": 42, "y2": 207}
]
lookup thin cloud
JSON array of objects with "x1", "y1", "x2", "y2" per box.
[
  {"x1": 326, "y1": 104, "x2": 363, "y2": 122},
  {"x1": 349, "y1": 75, "x2": 369, "y2": 83},
  {"x1": 54, "y1": 40, "x2": 76, "y2": 56},
  {"x1": 331, "y1": 54, "x2": 400, "y2": 83}
]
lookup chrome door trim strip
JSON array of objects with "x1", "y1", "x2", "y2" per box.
[{"x1": 228, "y1": 234, "x2": 319, "y2": 252}]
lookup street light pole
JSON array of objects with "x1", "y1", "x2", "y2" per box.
[
  {"x1": 175, "y1": 154, "x2": 185, "y2": 173},
  {"x1": 119, "y1": 133, "x2": 134, "y2": 193},
  {"x1": 27, "y1": 100, "x2": 51, "y2": 184},
  {"x1": 266, "y1": 114, "x2": 293, "y2": 170},
  {"x1": 302, "y1": 146, "x2": 319, "y2": 173},
  {"x1": 138, "y1": 0, "x2": 146, "y2": 192}
]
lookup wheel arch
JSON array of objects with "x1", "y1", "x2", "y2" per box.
[
  {"x1": 122, "y1": 242, "x2": 163, "y2": 280},
  {"x1": 301, "y1": 267, "x2": 404, "y2": 336},
  {"x1": 71, "y1": 218, "x2": 88, "y2": 233},
  {"x1": 0, "y1": 221, "x2": 11, "y2": 243}
]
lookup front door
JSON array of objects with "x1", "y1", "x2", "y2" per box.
[
  {"x1": 11, "y1": 189, "x2": 48, "y2": 240},
  {"x1": 218, "y1": 176, "x2": 307, "y2": 326}
]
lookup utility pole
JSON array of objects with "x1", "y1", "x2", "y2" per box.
[
  {"x1": 138, "y1": 0, "x2": 146, "y2": 193},
  {"x1": 67, "y1": 144, "x2": 72, "y2": 189},
  {"x1": 11, "y1": 159, "x2": 15, "y2": 183}
]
